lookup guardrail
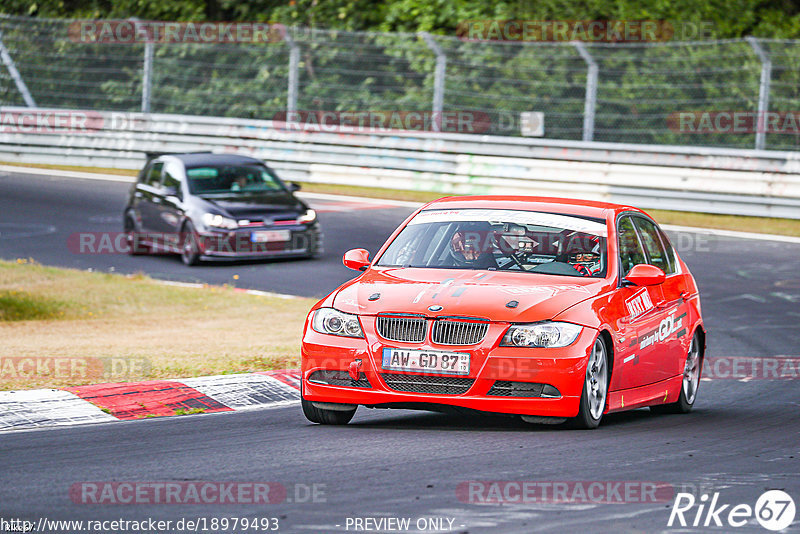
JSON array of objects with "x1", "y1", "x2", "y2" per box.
[{"x1": 1, "y1": 107, "x2": 799, "y2": 218}]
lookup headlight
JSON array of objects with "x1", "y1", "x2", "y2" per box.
[
  {"x1": 297, "y1": 209, "x2": 316, "y2": 224},
  {"x1": 312, "y1": 308, "x2": 363, "y2": 338},
  {"x1": 500, "y1": 322, "x2": 582, "y2": 348},
  {"x1": 202, "y1": 213, "x2": 238, "y2": 230}
]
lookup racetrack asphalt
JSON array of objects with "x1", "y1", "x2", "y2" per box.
[{"x1": 1, "y1": 169, "x2": 799, "y2": 533}]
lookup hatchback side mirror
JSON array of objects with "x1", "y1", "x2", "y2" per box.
[
  {"x1": 289, "y1": 182, "x2": 301, "y2": 192},
  {"x1": 343, "y1": 248, "x2": 370, "y2": 271},
  {"x1": 623, "y1": 264, "x2": 665, "y2": 286},
  {"x1": 163, "y1": 186, "x2": 181, "y2": 201}
]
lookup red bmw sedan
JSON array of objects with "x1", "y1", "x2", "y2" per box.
[{"x1": 300, "y1": 196, "x2": 705, "y2": 429}]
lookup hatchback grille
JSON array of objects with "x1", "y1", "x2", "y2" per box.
[
  {"x1": 432, "y1": 320, "x2": 488, "y2": 345},
  {"x1": 380, "y1": 373, "x2": 474, "y2": 395},
  {"x1": 376, "y1": 316, "x2": 427, "y2": 343}
]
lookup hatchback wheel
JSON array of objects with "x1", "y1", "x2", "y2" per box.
[{"x1": 181, "y1": 221, "x2": 201, "y2": 266}]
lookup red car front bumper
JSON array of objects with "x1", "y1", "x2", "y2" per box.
[{"x1": 301, "y1": 322, "x2": 597, "y2": 418}]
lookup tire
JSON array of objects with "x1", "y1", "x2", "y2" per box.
[
  {"x1": 180, "y1": 221, "x2": 201, "y2": 266},
  {"x1": 125, "y1": 215, "x2": 149, "y2": 256},
  {"x1": 651, "y1": 332, "x2": 702, "y2": 414},
  {"x1": 569, "y1": 335, "x2": 609, "y2": 429},
  {"x1": 301, "y1": 383, "x2": 356, "y2": 425}
]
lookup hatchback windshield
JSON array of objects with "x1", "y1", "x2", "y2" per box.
[
  {"x1": 377, "y1": 208, "x2": 609, "y2": 277},
  {"x1": 186, "y1": 165, "x2": 285, "y2": 195}
]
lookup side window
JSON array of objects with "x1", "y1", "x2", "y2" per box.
[
  {"x1": 137, "y1": 163, "x2": 152, "y2": 184},
  {"x1": 147, "y1": 162, "x2": 164, "y2": 187},
  {"x1": 634, "y1": 217, "x2": 674, "y2": 274},
  {"x1": 617, "y1": 216, "x2": 646, "y2": 277},
  {"x1": 163, "y1": 168, "x2": 181, "y2": 191}
]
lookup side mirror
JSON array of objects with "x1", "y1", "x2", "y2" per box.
[
  {"x1": 289, "y1": 182, "x2": 301, "y2": 192},
  {"x1": 343, "y1": 248, "x2": 370, "y2": 271},
  {"x1": 163, "y1": 186, "x2": 181, "y2": 201},
  {"x1": 623, "y1": 264, "x2": 665, "y2": 286}
]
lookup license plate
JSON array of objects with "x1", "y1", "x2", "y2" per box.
[
  {"x1": 381, "y1": 348, "x2": 470, "y2": 375},
  {"x1": 251, "y1": 230, "x2": 291, "y2": 243}
]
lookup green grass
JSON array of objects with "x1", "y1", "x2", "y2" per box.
[
  {"x1": 0, "y1": 259, "x2": 314, "y2": 390},
  {"x1": 0, "y1": 289, "x2": 72, "y2": 321}
]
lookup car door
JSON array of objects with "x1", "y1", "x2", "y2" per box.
[
  {"x1": 150, "y1": 160, "x2": 185, "y2": 251},
  {"x1": 632, "y1": 216, "x2": 689, "y2": 382},
  {"x1": 136, "y1": 161, "x2": 164, "y2": 233},
  {"x1": 613, "y1": 215, "x2": 668, "y2": 389}
]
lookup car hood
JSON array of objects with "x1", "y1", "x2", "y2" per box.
[
  {"x1": 199, "y1": 192, "x2": 306, "y2": 219},
  {"x1": 332, "y1": 268, "x2": 607, "y2": 322}
]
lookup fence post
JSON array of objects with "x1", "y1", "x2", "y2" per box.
[
  {"x1": 141, "y1": 41, "x2": 153, "y2": 113},
  {"x1": 285, "y1": 29, "x2": 299, "y2": 119},
  {"x1": 0, "y1": 30, "x2": 36, "y2": 107},
  {"x1": 420, "y1": 32, "x2": 446, "y2": 132},
  {"x1": 573, "y1": 41, "x2": 597, "y2": 142},
  {"x1": 746, "y1": 37, "x2": 771, "y2": 151}
]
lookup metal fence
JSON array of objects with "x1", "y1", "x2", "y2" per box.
[{"x1": 2, "y1": 14, "x2": 800, "y2": 151}]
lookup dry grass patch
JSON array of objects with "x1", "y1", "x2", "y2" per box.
[{"x1": 0, "y1": 260, "x2": 314, "y2": 390}]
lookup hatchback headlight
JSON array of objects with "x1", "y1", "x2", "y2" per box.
[
  {"x1": 297, "y1": 209, "x2": 316, "y2": 224},
  {"x1": 312, "y1": 308, "x2": 364, "y2": 338},
  {"x1": 202, "y1": 213, "x2": 238, "y2": 230},
  {"x1": 500, "y1": 322, "x2": 582, "y2": 348}
]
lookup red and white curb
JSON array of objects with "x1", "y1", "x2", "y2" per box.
[{"x1": 0, "y1": 370, "x2": 300, "y2": 432}]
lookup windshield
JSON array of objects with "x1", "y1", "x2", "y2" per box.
[
  {"x1": 186, "y1": 164, "x2": 285, "y2": 196},
  {"x1": 376, "y1": 208, "x2": 609, "y2": 277}
]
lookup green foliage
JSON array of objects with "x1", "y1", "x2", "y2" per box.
[{"x1": 2, "y1": 2, "x2": 800, "y2": 150}]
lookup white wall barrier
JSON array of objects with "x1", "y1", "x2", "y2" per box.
[{"x1": 1, "y1": 107, "x2": 799, "y2": 218}]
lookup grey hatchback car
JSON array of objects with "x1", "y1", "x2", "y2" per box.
[{"x1": 124, "y1": 153, "x2": 321, "y2": 265}]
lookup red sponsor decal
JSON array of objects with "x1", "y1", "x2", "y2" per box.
[{"x1": 625, "y1": 287, "x2": 654, "y2": 317}]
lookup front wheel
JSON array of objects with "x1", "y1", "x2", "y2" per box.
[
  {"x1": 301, "y1": 383, "x2": 356, "y2": 425},
  {"x1": 181, "y1": 221, "x2": 201, "y2": 266},
  {"x1": 570, "y1": 335, "x2": 609, "y2": 429},
  {"x1": 651, "y1": 332, "x2": 702, "y2": 414}
]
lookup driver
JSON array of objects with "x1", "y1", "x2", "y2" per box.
[
  {"x1": 565, "y1": 233, "x2": 602, "y2": 276},
  {"x1": 449, "y1": 225, "x2": 498, "y2": 269}
]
